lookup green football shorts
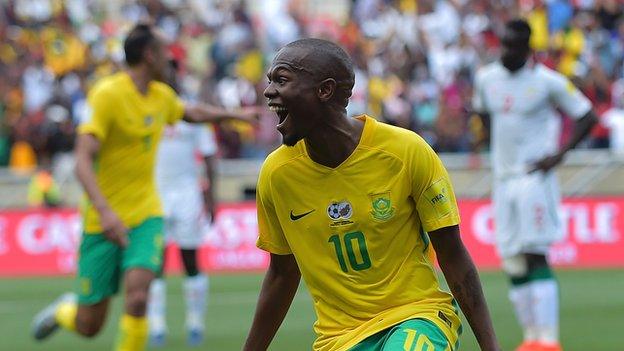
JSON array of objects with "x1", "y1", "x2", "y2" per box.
[
  {"x1": 76, "y1": 217, "x2": 164, "y2": 304},
  {"x1": 350, "y1": 318, "x2": 451, "y2": 351}
]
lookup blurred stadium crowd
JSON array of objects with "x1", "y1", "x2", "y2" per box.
[{"x1": 2, "y1": 0, "x2": 624, "y2": 175}]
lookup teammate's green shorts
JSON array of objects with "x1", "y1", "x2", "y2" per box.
[
  {"x1": 76, "y1": 217, "x2": 164, "y2": 304},
  {"x1": 350, "y1": 318, "x2": 451, "y2": 351}
]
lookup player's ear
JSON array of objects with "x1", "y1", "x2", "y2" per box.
[{"x1": 317, "y1": 78, "x2": 336, "y2": 102}]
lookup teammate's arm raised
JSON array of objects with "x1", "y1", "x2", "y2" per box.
[
  {"x1": 182, "y1": 104, "x2": 259, "y2": 124},
  {"x1": 74, "y1": 134, "x2": 128, "y2": 246},
  {"x1": 243, "y1": 253, "x2": 301, "y2": 351},
  {"x1": 429, "y1": 225, "x2": 501, "y2": 351}
]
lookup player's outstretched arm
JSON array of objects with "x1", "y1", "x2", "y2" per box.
[
  {"x1": 183, "y1": 104, "x2": 259, "y2": 124},
  {"x1": 429, "y1": 225, "x2": 501, "y2": 351},
  {"x1": 243, "y1": 253, "x2": 301, "y2": 351}
]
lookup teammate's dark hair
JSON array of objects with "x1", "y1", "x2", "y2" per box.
[
  {"x1": 505, "y1": 18, "x2": 532, "y2": 45},
  {"x1": 284, "y1": 38, "x2": 355, "y2": 109},
  {"x1": 124, "y1": 23, "x2": 156, "y2": 66}
]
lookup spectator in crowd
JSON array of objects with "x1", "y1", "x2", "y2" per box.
[{"x1": 2, "y1": 0, "x2": 624, "y2": 165}]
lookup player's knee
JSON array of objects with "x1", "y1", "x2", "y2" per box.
[
  {"x1": 503, "y1": 253, "x2": 553, "y2": 285},
  {"x1": 125, "y1": 289, "x2": 149, "y2": 315},
  {"x1": 75, "y1": 316, "x2": 104, "y2": 338},
  {"x1": 181, "y1": 249, "x2": 199, "y2": 276},
  {"x1": 183, "y1": 260, "x2": 199, "y2": 277},
  {"x1": 502, "y1": 254, "x2": 528, "y2": 278}
]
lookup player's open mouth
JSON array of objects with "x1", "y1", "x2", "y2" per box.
[{"x1": 269, "y1": 105, "x2": 289, "y2": 129}]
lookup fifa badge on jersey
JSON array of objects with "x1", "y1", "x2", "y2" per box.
[
  {"x1": 423, "y1": 179, "x2": 453, "y2": 218},
  {"x1": 370, "y1": 192, "x2": 395, "y2": 221},
  {"x1": 327, "y1": 201, "x2": 353, "y2": 220},
  {"x1": 327, "y1": 201, "x2": 354, "y2": 227}
]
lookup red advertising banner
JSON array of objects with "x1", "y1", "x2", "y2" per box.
[
  {"x1": 460, "y1": 197, "x2": 624, "y2": 269},
  {"x1": 0, "y1": 198, "x2": 622, "y2": 276}
]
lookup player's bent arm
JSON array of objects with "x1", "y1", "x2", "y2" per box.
[
  {"x1": 182, "y1": 104, "x2": 258, "y2": 124},
  {"x1": 561, "y1": 110, "x2": 599, "y2": 154},
  {"x1": 243, "y1": 253, "x2": 301, "y2": 351},
  {"x1": 429, "y1": 225, "x2": 501, "y2": 351},
  {"x1": 74, "y1": 134, "x2": 128, "y2": 246},
  {"x1": 529, "y1": 110, "x2": 599, "y2": 173},
  {"x1": 74, "y1": 134, "x2": 109, "y2": 213},
  {"x1": 202, "y1": 154, "x2": 216, "y2": 222},
  {"x1": 474, "y1": 111, "x2": 491, "y2": 147}
]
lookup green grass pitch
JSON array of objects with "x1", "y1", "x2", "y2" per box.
[{"x1": 1, "y1": 269, "x2": 622, "y2": 350}]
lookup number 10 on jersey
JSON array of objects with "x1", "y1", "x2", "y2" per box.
[{"x1": 328, "y1": 231, "x2": 372, "y2": 272}]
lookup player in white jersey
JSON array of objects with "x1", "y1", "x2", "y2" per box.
[
  {"x1": 147, "y1": 59, "x2": 218, "y2": 347},
  {"x1": 472, "y1": 19, "x2": 598, "y2": 351}
]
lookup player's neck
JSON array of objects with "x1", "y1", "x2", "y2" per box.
[
  {"x1": 305, "y1": 115, "x2": 364, "y2": 169},
  {"x1": 126, "y1": 67, "x2": 152, "y2": 95}
]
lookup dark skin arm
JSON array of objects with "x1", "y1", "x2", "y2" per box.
[
  {"x1": 182, "y1": 104, "x2": 259, "y2": 124},
  {"x1": 243, "y1": 253, "x2": 301, "y2": 351},
  {"x1": 202, "y1": 155, "x2": 216, "y2": 223},
  {"x1": 429, "y1": 225, "x2": 501, "y2": 351},
  {"x1": 529, "y1": 110, "x2": 598, "y2": 173},
  {"x1": 475, "y1": 111, "x2": 491, "y2": 150}
]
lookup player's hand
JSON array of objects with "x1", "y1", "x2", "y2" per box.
[
  {"x1": 528, "y1": 153, "x2": 564, "y2": 174},
  {"x1": 99, "y1": 208, "x2": 128, "y2": 247},
  {"x1": 206, "y1": 203, "x2": 216, "y2": 224},
  {"x1": 202, "y1": 193, "x2": 216, "y2": 224}
]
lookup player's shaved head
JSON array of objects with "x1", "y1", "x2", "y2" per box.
[
  {"x1": 503, "y1": 18, "x2": 531, "y2": 49},
  {"x1": 273, "y1": 38, "x2": 355, "y2": 108},
  {"x1": 500, "y1": 18, "x2": 532, "y2": 72}
]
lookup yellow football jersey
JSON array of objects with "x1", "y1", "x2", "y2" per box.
[
  {"x1": 78, "y1": 72, "x2": 185, "y2": 233},
  {"x1": 257, "y1": 115, "x2": 462, "y2": 351}
]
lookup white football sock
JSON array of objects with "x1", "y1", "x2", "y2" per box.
[
  {"x1": 183, "y1": 274, "x2": 208, "y2": 331},
  {"x1": 509, "y1": 283, "x2": 538, "y2": 341},
  {"x1": 531, "y1": 279, "x2": 559, "y2": 344},
  {"x1": 147, "y1": 278, "x2": 167, "y2": 334}
]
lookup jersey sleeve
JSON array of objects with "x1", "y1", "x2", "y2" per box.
[
  {"x1": 547, "y1": 69, "x2": 592, "y2": 119},
  {"x1": 256, "y1": 162, "x2": 292, "y2": 254},
  {"x1": 77, "y1": 86, "x2": 113, "y2": 141},
  {"x1": 472, "y1": 68, "x2": 486, "y2": 113},
  {"x1": 164, "y1": 86, "x2": 185, "y2": 124},
  {"x1": 410, "y1": 138, "x2": 461, "y2": 233},
  {"x1": 195, "y1": 124, "x2": 218, "y2": 157}
]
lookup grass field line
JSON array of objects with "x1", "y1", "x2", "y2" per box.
[{"x1": 0, "y1": 290, "x2": 312, "y2": 314}]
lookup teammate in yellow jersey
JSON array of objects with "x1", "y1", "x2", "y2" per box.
[
  {"x1": 30, "y1": 23, "x2": 256, "y2": 351},
  {"x1": 243, "y1": 39, "x2": 500, "y2": 351}
]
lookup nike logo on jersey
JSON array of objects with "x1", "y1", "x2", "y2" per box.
[{"x1": 290, "y1": 209, "x2": 315, "y2": 221}]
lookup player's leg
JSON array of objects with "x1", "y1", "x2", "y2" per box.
[
  {"x1": 516, "y1": 174, "x2": 562, "y2": 351},
  {"x1": 180, "y1": 248, "x2": 208, "y2": 345},
  {"x1": 31, "y1": 233, "x2": 120, "y2": 340},
  {"x1": 494, "y1": 179, "x2": 539, "y2": 351},
  {"x1": 147, "y1": 253, "x2": 167, "y2": 346},
  {"x1": 116, "y1": 217, "x2": 164, "y2": 351},
  {"x1": 147, "y1": 213, "x2": 175, "y2": 346},
  {"x1": 177, "y1": 196, "x2": 209, "y2": 346}
]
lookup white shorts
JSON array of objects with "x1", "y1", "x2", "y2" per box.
[
  {"x1": 493, "y1": 172, "x2": 562, "y2": 258},
  {"x1": 160, "y1": 187, "x2": 207, "y2": 249}
]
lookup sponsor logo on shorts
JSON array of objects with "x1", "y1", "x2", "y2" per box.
[{"x1": 80, "y1": 278, "x2": 91, "y2": 295}]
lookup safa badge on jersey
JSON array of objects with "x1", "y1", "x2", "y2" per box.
[{"x1": 369, "y1": 191, "x2": 395, "y2": 221}]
